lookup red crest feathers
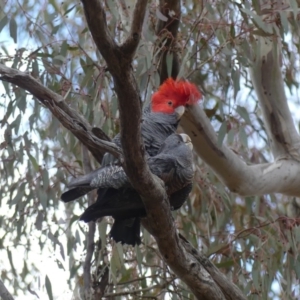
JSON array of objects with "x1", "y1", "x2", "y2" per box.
[{"x1": 151, "y1": 78, "x2": 202, "y2": 113}]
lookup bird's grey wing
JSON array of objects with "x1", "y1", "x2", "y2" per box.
[
  {"x1": 169, "y1": 183, "x2": 193, "y2": 210},
  {"x1": 67, "y1": 168, "x2": 103, "y2": 189},
  {"x1": 61, "y1": 187, "x2": 94, "y2": 203},
  {"x1": 148, "y1": 154, "x2": 178, "y2": 184},
  {"x1": 89, "y1": 165, "x2": 130, "y2": 189},
  {"x1": 61, "y1": 163, "x2": 129, "y2": 202},
  {"x1": 61, "y1": 167, "x2": 105, "y2": 202},
  {"x1": 149, "y1": 153, "x2": 194, "y2": 193}
]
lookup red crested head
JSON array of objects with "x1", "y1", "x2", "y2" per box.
[{"x1": 151, "y1": 78, "x2": 202, "y2": 113}]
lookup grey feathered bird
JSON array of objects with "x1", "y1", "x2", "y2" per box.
[
  {"x1": 61, "y1": 106, "x2": 184, "y2": 202},
  {"x1": 73, "y1": 133, "x2": 194, "y2": 245},
  {"x1": 61, "y1": 78, "x2": 201, "y2": 203},
  {"x1": 61, "y1": 78, "x2": 201, "y2": 245}
]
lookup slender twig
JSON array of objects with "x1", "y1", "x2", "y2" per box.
[
  {"x1": 120, "y1": 0, "x2": 148, "y2": 57},
  {"x1": 104, "y1": 279, "x2": 174, "y2": 297}
]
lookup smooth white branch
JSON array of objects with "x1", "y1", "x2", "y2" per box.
[
  {"x1": 250, "y1": 37, "x2": 300, "y2": 160},
  {"x1": 182, "y1": 104, "x2": 300, "y2": 197}
]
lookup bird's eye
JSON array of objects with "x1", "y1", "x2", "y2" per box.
[{"x1": 167, "y1": 101, "x2": 173, "y2": 106}]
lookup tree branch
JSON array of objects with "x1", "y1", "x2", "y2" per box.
[
  {"x1": 250, "y1": 36, "x2": 300, "y2": 160},
  {"x1": 179, "y1": 235, "x2": 247, "y2": 300},
  {"x1": 0, "y1": 280, "x2": 14, "y2": 300},
  {"x1": 141, "y1": 219, "x2": 228, "y2": 300},
  {"x1": 80, "y1": 0, "x2": 235, "y2": 298},
  {"x1": 181, "y1": 104, "x2": 300, "y2": 196},
  {"x1": 81, "y1": 0, "x2": 148, "y2": 74},
  {"x1": 80, "y1": 0, "x2": 117, "y2": 67},
  {"x1": 120, "y1": 0, "x2": 148, "y2": 57},
  {"x1": 81, "y1": 0, "x2": 150, "y2": 188},
  {"x1": 0, "y1": 63, "x2": 122, "y2": 164}
]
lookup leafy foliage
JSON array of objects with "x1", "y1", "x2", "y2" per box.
[{"x1": 1, "y1": 0, "x2": 300, "y2": 299}]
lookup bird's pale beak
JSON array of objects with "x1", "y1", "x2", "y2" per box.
[
  {"x1": 174, "y1": 106, "x2": 185, "y2": 120},
  {"x1": 179, "y1": 133, "x2": 193, "y2": 150}
]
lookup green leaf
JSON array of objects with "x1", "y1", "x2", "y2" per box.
[
  {"x1": 51, "y1": 24, "x2": 60, "y2": 35},
  {"x1": 99, "y1": 220, "x2": 107, "y2": 248},
  {"x1": 116, "y1": 243, "x2": 124, "y2": 266},
  {"x1": 227, "y1": 128, "x2": 235, "y2": 145},
  {"x1": 110, "y1": 244, "x2": 122, "y2": 285},
  {"x1": 135, "y1": 244, "x2": 143, "y2": 274},
  {"x1": 252, "y1": 261, "x2": 260, "y2": 289},
  {"x1": 289, "y1": 0, "x2": 299, "y2": 20},
  {"x1": 294, "y1": 257, "x2": 300, "y2": 278},
  {"x1": 0, "y1": 15, "x2": 8, "y2": 33},
  {"x1": 9, "y1": 18, "x2": 17, "y2": 44},
  {"x1": 215, "y1": 260, "x2": 235, "y2": 269},
  {"x1": 55, "y1": 259, "x2": 65, "y2": 271},
  {"x1": 28, "y1": 153, "x2": 39, "y2": 171},
  {"x1": 239, "y1": 127, "x2": 248, "y2": 148},
  {"x1": 35, "y1": 211, "x2": 44, "y2": 231},
  {"x1": 177, "y1": 48, "x2": 192, "y2": 79},
  {"x1": 236, "y1": 105, "x2": 251, "y2": 124},
  {"x1": 16, "y1": 94, "x2": 27, "y2": 113},
  {"x1": 64, "y1": 4, "x2": 77, "y2": 16},
  {"x1": 106, "y1": 0, "x2": 119, "y2": 20},
  {"x1": 45, "y1": 275, "x2": 53, "y2": 300},
  {"x1": 42, "y1": 169, "x2": 49, "y2": 190},
  {"x1": 60, "y1": 41, "x2": 68, "y2": 57},
  {"x1": 10, "y1": 182, "x2": 26, "y2": 205},
  {"x1": 7, "y1": 248, "x2": 17, "y2": 276},
  {"x1": 240, "y1": 8, "x2": 271, "y2": 34},
  {"x1": 38, "y1": 189, "x2": 48, "y2": 210},
  {"x1": 231, "y1": 68, "x2": 240, "y2": 99},
  {"x1": 81, "y1": 66, "x2": 94, "y2": 87},
  {"x1": 11, "y1": 114, "x2": 22, "y2": 135},
  {"x1": 166, "y1": 52, "x2": 173, "y2": 77},
  {"x1": 279, "y1": 12, "x2": 289, "y2": 34}
]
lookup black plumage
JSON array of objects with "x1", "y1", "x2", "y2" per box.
[
  {"x1": 61, "y1": 105, "x2": 184, "y2": 203},
  {"x1": 61, "y1": 78, "x2": 202, "y2": 245},
  {"x1": 78, "y1": 133, "x2": 195, "y2": 245}
]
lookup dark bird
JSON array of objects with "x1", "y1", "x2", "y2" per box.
[
  {"x1": 69, "y1": 133, "x2": 195, "y2": 246},
  {"x1": 61, "y1": 78, "x2": 200, "y2": 245},
  {"x1": 61, "y1": 78, "x2": 201, "y2": 203}
]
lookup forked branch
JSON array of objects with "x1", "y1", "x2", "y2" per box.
[
  {"x1": 0, "y1": 63, "x2": 122, "y2": 164},
  {"x1": 80, "y1": 0, "x2": 240, "y2": 298}
]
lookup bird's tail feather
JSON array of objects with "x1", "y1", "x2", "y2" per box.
[
  {"x1": 61, "y1": 187, "x2": 94, "y2": 202},
  {"x1": 110, "y1": 218, "x2": 141, "y2": 246}
]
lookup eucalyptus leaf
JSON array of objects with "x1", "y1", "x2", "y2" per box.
[
  {"x1": 45, "y1": 275, "x2": 53, "y2": 300},
  {"x1": 9, "y1": 18, "x2": 17, "y2": 43}
]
